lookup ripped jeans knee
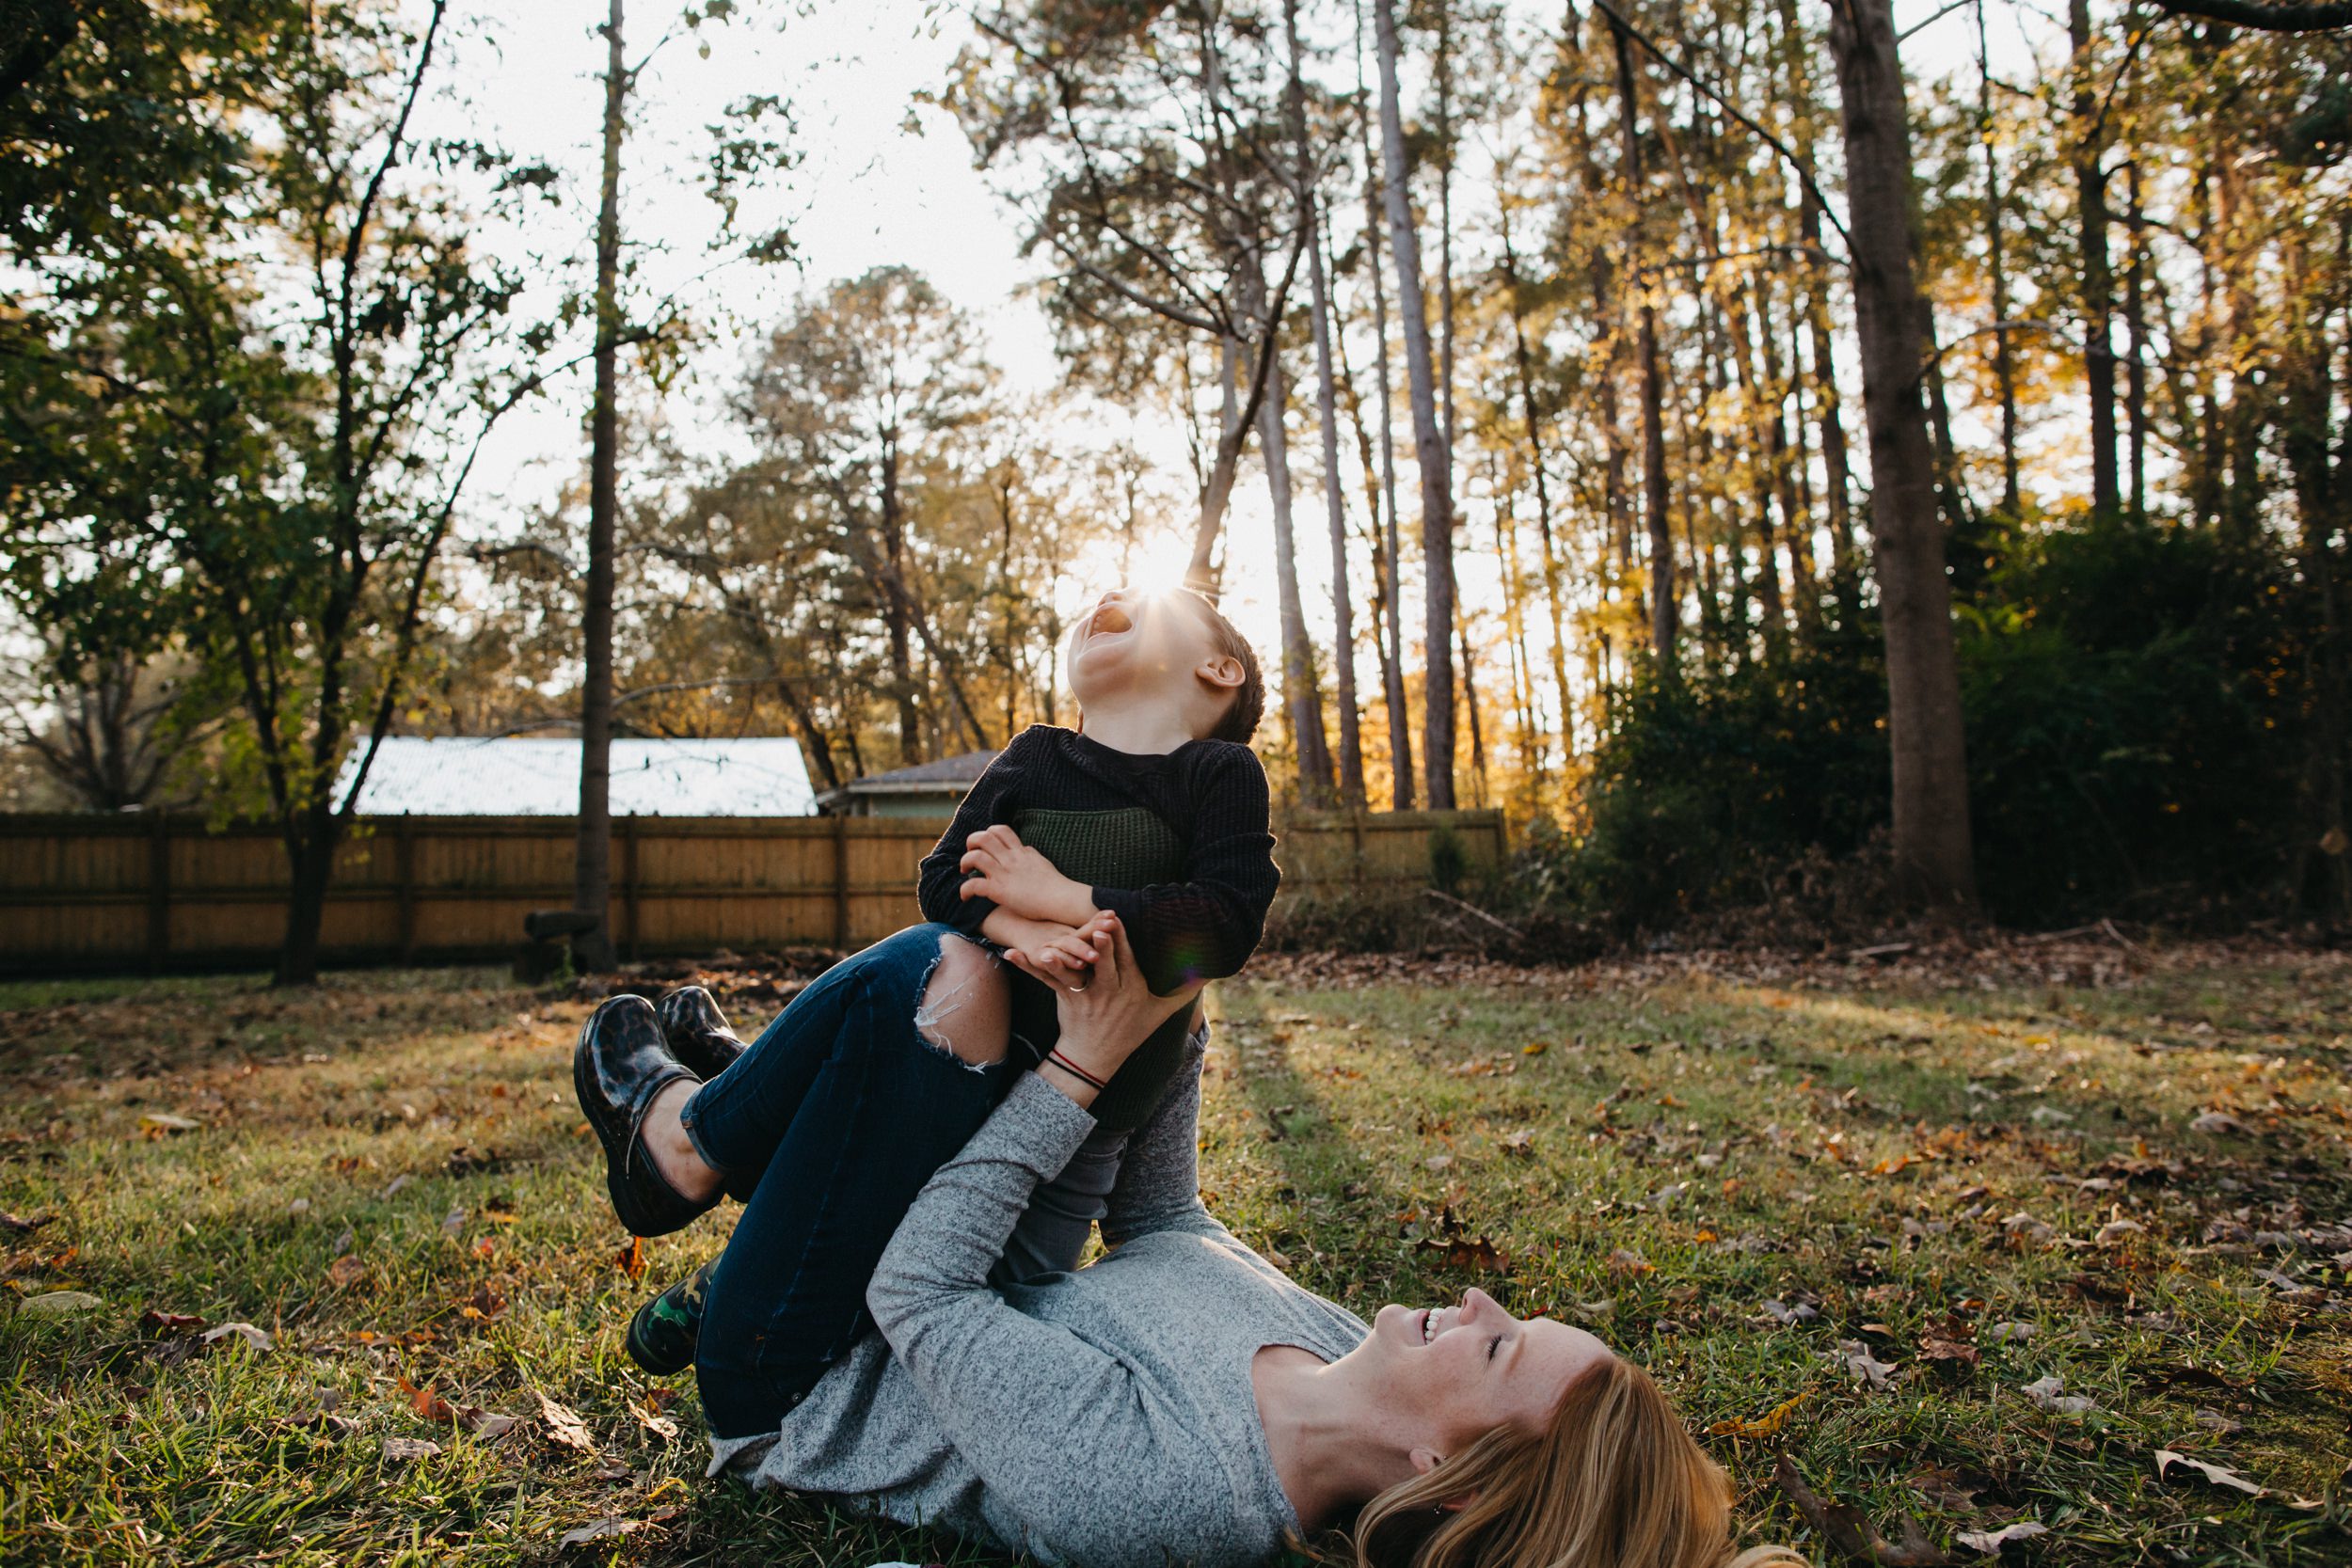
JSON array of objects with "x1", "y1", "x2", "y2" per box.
[{"x1": 913, "y1": 933, "x2": 1012, "y2": 1069}]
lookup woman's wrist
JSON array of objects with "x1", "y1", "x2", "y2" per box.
[{"x1": 1036, "y1": 1053, "x2": 1103, "y2": 1109}]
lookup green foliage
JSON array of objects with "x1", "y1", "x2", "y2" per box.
[{"x1": 1537, "y1": 519, "x2": 2322, "y2": 932}]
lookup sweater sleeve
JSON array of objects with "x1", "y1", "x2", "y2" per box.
[
  {"x1": 916, "y1": 733, "x2": 1036, "y2": 936},
  {"x1": 1090, "y1": 745, "x2": 1280, "y2": 993},
  {"x1": 864, "y1": 1074, "x2": 1171, "y2": 1561}
]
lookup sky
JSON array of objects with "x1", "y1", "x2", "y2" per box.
[{"x1": 421, "y1": 0, "x2": 2052, "y2": 740}]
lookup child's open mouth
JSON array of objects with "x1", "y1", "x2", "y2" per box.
[{"x1": 1087, "y1": 603, "x2": 1133, "y2": 637}]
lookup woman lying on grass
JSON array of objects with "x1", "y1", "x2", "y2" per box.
[{"x1": 573, "y1": 917, "x2": 1797, "y2": 1568}]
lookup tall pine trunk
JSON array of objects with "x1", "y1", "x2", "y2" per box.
[
  {"x1": 573, "y1": 0, "x2": 627, "y2": 973},
  {"x1": 1261, "y1": 357, "x2": 1337, "y2": 805},
  {"x1": 1978, "y1": 0, "x2": 2020, "y2": 515},
  {"x1": 1497, "y1": 196, "x2": 1575, "y2": 764},
  {"x1": 2069, "y1": 0, "x2": 2120, "y2": 517},
  {"x1": 1611, "y1": 21, "x2": 1675, "y2": 672},
  {"x1": 1289, "y1": 0, "x2": 1364, "y2": 807},
  {"x1": 1827, "y1": 0, "x2": 1978, "y2": 910},
  {"x1": 1373, "y1": 0, "x2": 1456, "y2": 809}
]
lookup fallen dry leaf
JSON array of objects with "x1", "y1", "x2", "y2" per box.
[
  {"x1": 381, "y1": 1436, "x2": 442, "y2": 1463},
  {"x1": 200, "y1": 1322, "x2": 271, "y2": 1353},
  {"x1": 2153, "y1": 1449, "x2": 2265, "y2": 1497},
  {"x1": 18, "y1": 1291, "x2": 103, "y2": 1317},
  {"x1": 2189, "y1": 1111, "x2": 2247, "y2": 1135},
  {"x1": 0, "y1": 1211, "x2": 57, "y2": 1234},
  {"x1": 2021, "y1": 1375, "x2": 2098, "y2": 1416},
  {"x1": 616, "y1": 1236, "x2": 645, "y2": 1281},
  {"x1": 138, "y1": 1113, "x2": 199, "y2": 1136},
  {"x1": 1413, "y1": 1235, "x2": 1511, "y2": 1272},
  {"x1": 1956, "y1": 1521, "x2": 2049, "y2": 1554},
  {"x1": 537, "y1": 1392, "x2": 597, "y2": 1455},
  {"x1": 326, "y1": 1255, "x2": 367, "y2": 1289},
  {"x1": 1606, "y1": 1247, "x2": 1653, "y2": 1276},
  {"x1": 1706, "y1": 1387, "x2": 1810, "y2": 1438},
  {"x1": 139, "y1": 1309, "x2": 205, "y2": 1334},
  {"x1": 1824, "y1": 1340, "x2": 1899, "y2": 1390}
]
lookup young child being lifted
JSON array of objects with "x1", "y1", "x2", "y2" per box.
[{"x1": 585, "y1": 584, "x2": 1279, "y2": 1379}]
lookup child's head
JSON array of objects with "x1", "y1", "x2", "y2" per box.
[{"x1": 1066, "y1": 587, "x2": 1264, "y2": 745}]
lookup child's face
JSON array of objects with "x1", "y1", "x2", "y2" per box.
[{"x1": 1064, "y1": 587, "x2": 1223, "y2": 713}]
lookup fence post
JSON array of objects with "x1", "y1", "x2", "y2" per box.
[
  {"x1": 831, "y1": 815, "x2": 850, "y2": 949},
  {"x1": 395, "y1": 817, "x2": 418, "y2": 963},
  {"x1": 623, "y1": 816, "x2": 642, "y2": 961},
  {"x1": 146, "y1": 815, "x2": 170, "y2": 974}
]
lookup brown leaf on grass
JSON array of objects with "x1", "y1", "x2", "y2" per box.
[
  {"x1": 1956, "y1": 1522, "x2": 2049, "y2": 1555},
  {"x1": 399, "y1": 1373, "x2": 455, "y2": 1423},
  {"x1": 1500, "y1": 1131, "x2": 1535, "y2": 1157},
  {"x1": 1706, "y1": 1387, "x2": 1809, "y2": 1438},
  {"x1": 1774, "y1": 1455, "x2": 1961, "y2": 1567},
  {"x1": 616, "y1": 1236, "x2": 645, "y2": 1280},
  {"x1": 326, "y1": 1255, "x2": 367, "y2": 1289},
  {"x1": 200, "y1": 1321, "x2": 271, "y2": 1354},
  {"x1": 139, "y1": 1309, "x2": 205, "y2": 1335},
  {"x1": 2153, "y1": 1450, "x2": 2265, "y2": 1497},
  {"x1": 630, "y1": 1400, "x2": 680, "y2": 1444},
  {"x1": 381, "y1": 1436, "x2": 441, "y2": 1463},
  {"x1": 557, "y1": 1507, "x2": 682, "y2": 1550},
  {"x1": 1910, "y1": 1466, "x2": 1993, "y2": 1510},
  {"x1": 537, "y1": 1392, "x2": 597, "y2": 1455},
  {"x1": 1413, "y1": 1235, "x2": 1510, "y2": 1272},
  {"x1": 1521, "y1": 1041, "x2": 1548, "y2": 1056},
  {"x1": 138, "y1": 1113, "x2": 199, "y2": 1137},
  {"x1": 2189, "y1": 1111, "x2": 2247, "y2": 1135},
  {"x1": 1, "y1": 1211, "x2": 57, "y2": 1234},
  {"x1": 1606, "y1": 1247, "x2": 1653, "y2": 1276},
  {"x1": 459, "y1": 1283, "x2": 508, "y2": 1322}
]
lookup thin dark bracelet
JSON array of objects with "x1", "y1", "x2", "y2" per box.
[{"x1": 1045, "y1": 1050, "x2": 1109, "y2": 1092}]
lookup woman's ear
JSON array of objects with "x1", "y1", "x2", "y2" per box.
[
  {"x1": 1408, "y1": 1447, "x2": 1446, "y2": 1477},
  {"x1": 1196, "y1": 654, "x2": 1245, "y2": 691}
]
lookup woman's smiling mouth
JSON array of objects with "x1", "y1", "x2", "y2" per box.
[{"x1": 1087, "y1": 602, "x2": 1133, "y2": 637}]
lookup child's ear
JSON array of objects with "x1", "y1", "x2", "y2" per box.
[{"x1": 1196, "y1": 654, "x2": 1245, "y2": 692}]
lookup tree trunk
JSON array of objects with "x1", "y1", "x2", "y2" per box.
[
  {"x1": 573, "y1": 0, "x2": 627, "y2": 973},
  {"x1": 1729, "y1": 288, "x2": 1788, "y2": 657},
  {"x1": 1363, "y1": 166, "x2": 1415, "y2": 809},
  {"x1": 878, "y1": 437, "x2": 923, "y2": 764},
  {"x1": 1827, "y1": 0, "x2": 1978, "y2": 910},
  {"x1": 1309, "y1": 221, "x2": 1368, "y2": 807},
  {"x1": 1611, "y1": 20, "x2": 1676, "y2": 672},
  {"x1": 1261, "y1": 358, "x2": 1337, "y2": 805},
  {"x1": 1497, "y1": 196, "x2": 1575, "y2": 763},
  {"x1": 2070, "y1": 0, "x2": 2121, "y2": 517},
  {"x1": 275, "y1": 815, "x2": 337, "y2": 987},
  {"x1": 1978, "y1": 0, "x2": 2020, "y2": 515},
  {"x1": 1288, "y1": 0, "x2": 1364, "y2": 808},
  {"x1": 1801, "y1": 183, "x2": 1860, "y2": 617},
  {"x1": 1757, "y1": 277, "x2": 1818, "y2": 628},
  {"x1": 1373, "y1": 0, "x2": 1455, "y2": 809},
  {"x1": 2124, "y1": 159, "x2": 2150, "y2": 521}
]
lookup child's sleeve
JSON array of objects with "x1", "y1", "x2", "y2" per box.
[
  {"x1": 1088, "y1": 745, "x2": 1279, "y2": 993},
  {"x1": 915, "y1": 731, "x2": 1036, "y2": 936},
  {"x1": 1100, "y1": 1030, "x2": 1219, "y2": 1249}
]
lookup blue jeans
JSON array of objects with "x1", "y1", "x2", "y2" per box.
[{"x1": 680, "y1": 924, "x2": 1017, "y2": 1438}]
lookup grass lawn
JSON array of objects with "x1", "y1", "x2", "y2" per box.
[{"x1": 2, "y1": 939, "x2": 2348, "y2": 1566}]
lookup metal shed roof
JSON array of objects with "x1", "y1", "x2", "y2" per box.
[{"x1": 337, "y1": 736, "x2": 816, "y2": 817}]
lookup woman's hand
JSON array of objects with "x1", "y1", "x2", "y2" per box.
[
  {"x1": 1026, "y1": 914, "x2": 1201, "y2": 1108},
  {"x1": 959, "y1": 825, "x2": 1096, "y2": 927}
]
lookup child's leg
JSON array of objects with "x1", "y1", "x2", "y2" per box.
[
  {"x1": 690, "y1": 928, "x2": 1019, "y2": 1438},
  {"x1": 673, "y1": 923, "x2": 1009, "y2": 1203}
]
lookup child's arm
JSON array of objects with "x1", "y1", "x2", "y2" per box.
[
  {"x1": 1089, "y1": 745, "x2": 1279, "y2": 995},
  {"x1": 915, "y1": 730, "x2": 1046, "y2": 937}
]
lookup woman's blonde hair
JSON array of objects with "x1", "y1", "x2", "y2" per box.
[{"x1": 1342, "y1": 1356, "x2": 1804, "y2": 1568}]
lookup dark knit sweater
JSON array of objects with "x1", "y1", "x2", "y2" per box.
[{"x1": 916, "y1": 725, "x2": 1279, "y2": 1130}]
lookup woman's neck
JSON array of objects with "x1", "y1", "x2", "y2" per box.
[{"x1": 1252, "y1": 1346, "x2": 1416, "y2": 1531}]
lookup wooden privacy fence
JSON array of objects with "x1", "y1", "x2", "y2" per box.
[{"x1": 0, "y1": 809, "x2": 1505, "y2": 974}]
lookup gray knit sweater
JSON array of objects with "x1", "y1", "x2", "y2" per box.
[{"x1": 705, "y1": 1046, "x2": 1368, "y2": 1567}]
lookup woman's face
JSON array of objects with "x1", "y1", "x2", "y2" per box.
[{"x1": 1360, "y1": 1288, "x2": 1611, "y2": 1455}]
